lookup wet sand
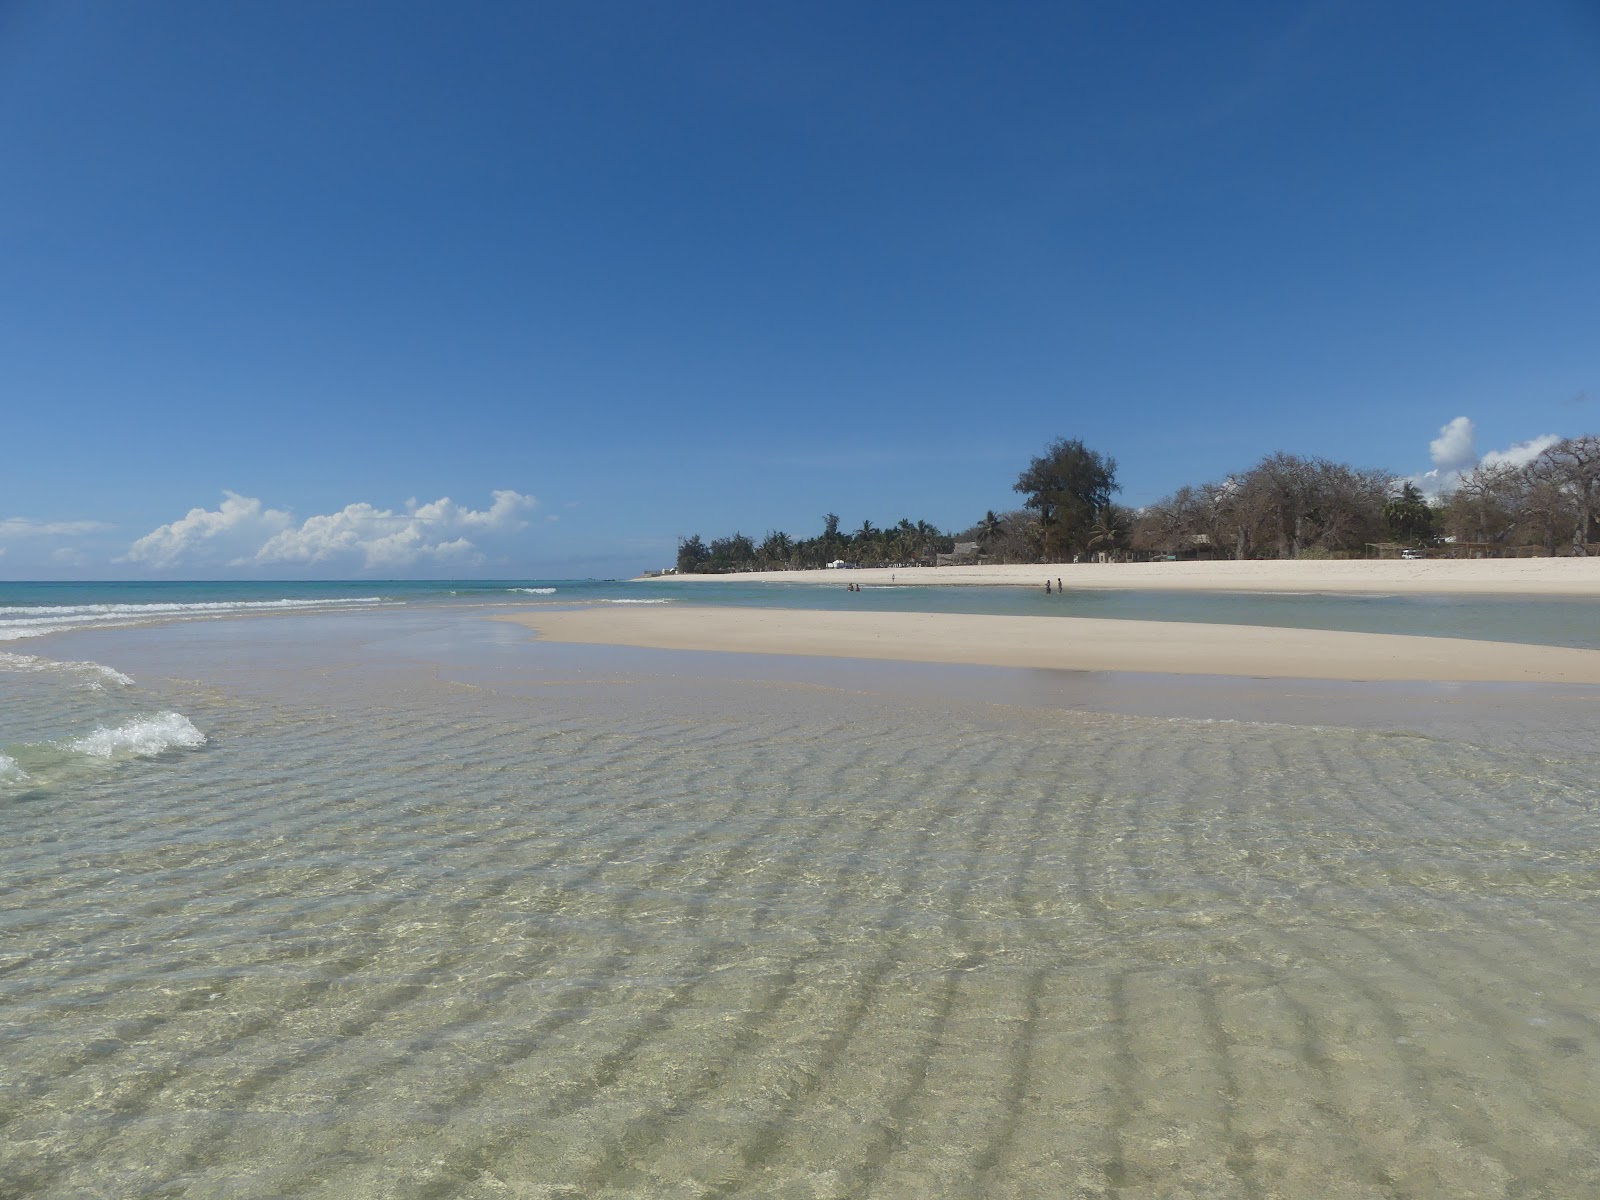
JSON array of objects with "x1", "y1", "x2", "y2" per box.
[{"x1": 504, "y1": 605, "x2": 1600, "y2": 684}]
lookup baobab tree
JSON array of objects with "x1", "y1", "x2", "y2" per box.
[{"x1": 1534, "y1": 436, "x2": 1600, "y2": 554}]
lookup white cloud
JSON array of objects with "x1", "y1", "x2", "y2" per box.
[
  {"x1": 1428, "y1": 416, "x2": 1478, "y2": 477},
  {"x1": 1481, "y1": 434, "x2": 1561, "y2": 471},
  {"x1": 125, "y1": 489, "x2": 536, "y2": 571},
  {"x1": 0, "y1": 517, "x2": 111, "y2": 540},
  {"x1": 124, "y1": 492, "x2": 294, "y2": 568},
  {"x1": 1409, "y1": 416, "x2": 1562, "y2": 496},
  {"x1": 50, "y1": 547, "x2": 90, "y2": 567}
]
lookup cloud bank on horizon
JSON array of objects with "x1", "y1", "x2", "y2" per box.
[{"x1": 121, "y1": 490, "x2": 536, "y2": 571}]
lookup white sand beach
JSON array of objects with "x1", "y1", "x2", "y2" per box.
[
  {"x1": 505, "y1": 605, "x2": 1600, "y2": 684},
  {"x1": 639, "y1": 557, "x2": 1600, "y2": 595}
]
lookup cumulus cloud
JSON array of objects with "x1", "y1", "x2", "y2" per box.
[
  {"x1": 1428, "y1": 417, "x2": 1478, "y2": 478},
  {"x1": 124, "y1": 492, "x2": 294, "y2": 568},
  {"x1": 1409, "y1": 416, "x2": 1562, "y2": 496},
  {"x1": 125, "y1": 490, "x2": 536, "y2": 571},
  {"x1": 1481, "y1": 434, "x2": 1562, "y2": 471},
  {"x1": 0, "y1": 517, "x2": 111, "y2": 540}
]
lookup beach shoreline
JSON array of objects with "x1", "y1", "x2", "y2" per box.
[
  {"x1": 633, "y1": 558, "x2": 1600, "y2": 596},
  {"x1": 503, "y1": 605, "x2": 1600, "y2": 684}
]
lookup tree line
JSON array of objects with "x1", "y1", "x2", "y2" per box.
[
  {"x1": 1136, "y1": 435, "x2": 1600, "y2": 559},
  {"x1": 675, "y1": 514, "x2": 953, "y2": 574},
  {"x1": 673, "y1": 433, "x2": 1600, "y2": 572}
]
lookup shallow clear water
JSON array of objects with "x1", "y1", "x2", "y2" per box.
[
  {"x1": 7, "y1": 577, "x2": 1600, "y2": 649},
  {"x1": 3, "y1": 606, "x2": 1600, "y2": 1197}
]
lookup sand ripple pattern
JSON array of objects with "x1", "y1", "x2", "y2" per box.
[{"x1": 3, "y1": 676, "x2": 1599, "y2": 1198}]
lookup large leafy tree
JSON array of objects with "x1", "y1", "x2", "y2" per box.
[
  {"x1": 707, "y1": 532, "x2": 755, "y2": 572},
  {"x1": 676, "y1": 534, "x2": 709, "y2": 573},
  {"x1": 1013, "y1": 438, "x2": 1119, "y2": 559}
]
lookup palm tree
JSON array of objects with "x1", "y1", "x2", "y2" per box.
[
  {"x1": 892, "y1": 528, "x2": 914, "y2": 564},
  {"x1": 759, "y1": 530, "x2": 793, "y2": 568},
  {"x1": 977, "y1": 510, "x2": 1003, "y2": 550},
  {"x1": 893, "y1": 519, "x2": 915, "y2": 565},
  {"x1": 854, "y1": 519, "x2": 877, "y2": 560},
  {"x1": 1036, "y1": 510, "x2": 1057, "y2": 561},
  {"x1": 1087, "y1": 505, "x2": 1126, "y2": 559},
  {"x1": 822, "y1": 513, "x2": 842, "y2": 562}
]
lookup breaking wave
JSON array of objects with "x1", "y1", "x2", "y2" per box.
[
  {"x1": 0, "y1": 753, "x2": 28, "y2": 783},
  {"x1": 598, "y1": 598, "x2": 672, "y2": 605},
  {"x1": 0, "y1": 597, "x2": 387, "y2": 642},
  {"x1": 511, "y1": 587, "x2": 557, "y2": 594},
  {"x1": 65, "y1": 713, "x2": 208, "y2": 759}
]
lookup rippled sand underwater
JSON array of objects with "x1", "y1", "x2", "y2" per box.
[{"x1": 4, "y1": 618, "x2": 1600, "y2": 1198}]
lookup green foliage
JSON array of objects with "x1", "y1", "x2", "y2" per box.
[
  {"x1": 1013, "y1": 438, "x2": 1120, "y2": 558},
  {"x1": 977, "y1": 510, "x2": 1004, "y2": 547},
  {"x1": 706, "y1": 533, "x2": 755, "y2": 572},
  {"x1": 1383, "y1": 482, "x2": 1435, "y2": 544},
  {"x1": 676, "y1": 534, "x2": 709, "y2": 573},
  {"x1": 685, "y1": 431, "x2": 1600, "y2": 571}
]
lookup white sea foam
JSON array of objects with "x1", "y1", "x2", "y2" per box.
[
  {"x1": 0, "y1": 753, "x2": 29, "y2": 783},
  {"x1": 598, "y1": 598, "x2": 671, "y2": 605},
  {"x1": 66, "y1": 713, "x2": 208, "y2": 759},
  {"x1": 512, "y1": 587, "x2": 557, "y2": 594},
  {"x1": 0, "y1": 650, "x2": 134, "y2": 689},
  {"x1": 0, "y1": 597, "x2": 388, "y2": 641}
]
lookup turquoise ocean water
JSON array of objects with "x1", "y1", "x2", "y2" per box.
[
  {"x1": 4, "y1": 580, "x2": 1600, "y2": 1197},
  {"x1": 8, "y1": 576, "x2": 1600, "y2": 646}
]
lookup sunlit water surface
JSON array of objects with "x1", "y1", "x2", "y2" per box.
[{"x1": 3, "y1": 607, "x2": 1600, "y2": 1198}]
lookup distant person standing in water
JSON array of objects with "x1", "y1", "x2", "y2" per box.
[
  {"x1": 1044, "y1": 580, "x2": 1051, "y2": 595},
  {"x1": 1057, "y1": 578, "x2": 1063, "y2": 591}
]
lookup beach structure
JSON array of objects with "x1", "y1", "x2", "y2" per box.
[{"x1": 935, "y1": 540, "x2": 982, "y2": 566}]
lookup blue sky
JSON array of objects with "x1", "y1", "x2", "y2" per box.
[{"x1": 3, "y1": 0, "x2": 1598, "y2": 578}]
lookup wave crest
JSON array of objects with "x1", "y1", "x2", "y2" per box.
[
  {"x1": 0, "y1": 597, "x2": 388, "y2": 642},
  {"x1": 66, "y1": 713, "x2": 208, "y2": 759}
]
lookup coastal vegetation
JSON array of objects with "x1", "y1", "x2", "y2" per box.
[{"x1": 674, "y1": 434, "x2": 1600, "y2": 572}]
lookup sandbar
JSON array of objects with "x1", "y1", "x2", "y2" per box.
[
  {"x1": 504, "y1": 606, "x2": 1600, "y2": 684},
  {"x1": 636, "y1": 558, "x2": 1600, "y2": 596}
]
